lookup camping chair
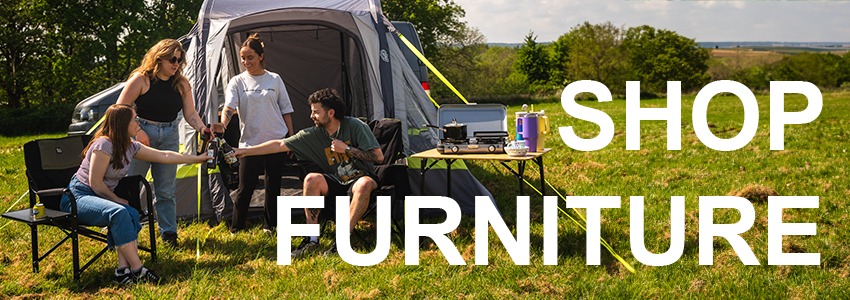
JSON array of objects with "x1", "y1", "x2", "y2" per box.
[
  {"x1": 0, "y1": 135, "x2": 157, "y2": 281},
  {"x1": 318, "y1": 118, "x2": 410, "y2": 244}
]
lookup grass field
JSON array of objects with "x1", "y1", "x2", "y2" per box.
[
  {"x1": 712, "y1": 47, "x2": 848, "y2": 56},
  {"x1": 707, "y1": 50, "x2": 786, "y2": 82},
  {"x1": 1, "y1": 90, "x2": 849, "y2": 298}
]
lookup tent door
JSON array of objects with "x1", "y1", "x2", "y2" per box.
[{"x1": 223, "y1": 25, "x2": 369, "y2": 133}]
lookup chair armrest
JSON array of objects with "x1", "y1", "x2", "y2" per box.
[
  {"x1": 118, "y1": 175, "x2": 153, "y2": 213},
  {"x1": 33, "y1": 187, "x2": 78, "y2": 218},
  {"x1": 35, "y1": 187, "x2": 67, "y2": 197}
]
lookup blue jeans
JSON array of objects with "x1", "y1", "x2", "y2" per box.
[
  {"x1": 128, "y1": 118, "x2": 179, "y2": 235},
  {"x1": 61, "y1": 175, "x2": 141, "y2": 247}
]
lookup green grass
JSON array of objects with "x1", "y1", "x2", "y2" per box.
[{"x1": 2, "y1": 90, "x2": 850, "y2": 298}]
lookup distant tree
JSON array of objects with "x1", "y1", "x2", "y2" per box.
[
  {"x1": 515, "y1": 32, "x2": 551, "y2": 84},
  {"x1": 772, "y1": 52, "x2": 850, "y2": 88},
  {"x1": 548, "y1": 32, "x2": 572, "y2": 85},
  {"x1": 0, "y1": 0, "x2": 202, "y2": 108},
  {"x1": 623, "y1": 25, "x2": 711, "y2": 93},
  {"x1": 481, "y1": 46, "x2": 529, "y2": 96},
  {"x1": 730, "y1": 66, "x2": 771, "y2": 90},
  {"x1": 382, "y1": 0, "x2": 466, "y2": 52},
  {"x1": 561, "y1": 22, "x2": 629, "y2": 93},
  {"x1": 0, "y1": 0, "x2": 52, "y2": 108},
  {"x1": 429, "y1": 25, "x2": 489, "y2": 98}
]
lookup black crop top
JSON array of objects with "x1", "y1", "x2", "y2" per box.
[{"x1": 135, "y1": 76, "x2": 184, "y2": 122}]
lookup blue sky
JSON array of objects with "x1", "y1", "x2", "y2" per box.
[{"x1": 452, "y1": 0, "x2": 850, "y2": 43}]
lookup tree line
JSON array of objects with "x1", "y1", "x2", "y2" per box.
[
  {"x1": 2, "y1": 0, "x2": 848, "y2": 135},
  {"x1": 0, "y1": 0, "x2": 465, "y2": 111},
  {"x1": 428, "y1": 22, "x2": 850, "y2": 100},
  {"x1": 0, "y1": 0, "x2": 203, "y2": 109},
  {"x1": 0, "y1": 0, "x2": 464, "y2": 135}
]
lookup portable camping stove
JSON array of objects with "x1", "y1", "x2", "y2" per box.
[{"x1": 436, "y1": 131, "x2": 508, "y2": 154}]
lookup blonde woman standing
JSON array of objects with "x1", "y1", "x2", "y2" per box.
[{"x1": 117, "y1": 39, "x2": 209, "y2": 247}]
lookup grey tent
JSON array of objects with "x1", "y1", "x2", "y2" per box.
[{"x1": 165, "y1": 0, "x2": 496, "y2": 221}]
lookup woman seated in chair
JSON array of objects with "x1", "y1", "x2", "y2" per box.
[{"x1": 61, "y1": 104, "x2": 209, "y2": 285}]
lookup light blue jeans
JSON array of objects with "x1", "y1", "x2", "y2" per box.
[
  {"x1": 128, "y1": 118, "x2": 179, "y2": 235},
  {"x1": 61, "y1": 175, "x2": 141, "y2": 247}
]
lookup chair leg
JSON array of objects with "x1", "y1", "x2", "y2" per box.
[
  {"x1": 351, "y1": 230, "x2": 368, "y2": 245},
  {"x1": 30, "y1": 224, "x2": 39, "y2": 274},
  {"x1": 72, "y1": 229, "x2": 80, "y2": 282},
  {"x1": 149, "y1": 216, "x2": 157, "y2": 263},
  {"x1": 391, "y1": 217, "x2": 404, "y2": 245},
  {"x1": 320, "y1": 219, "x2": 330, "y2": 239}
]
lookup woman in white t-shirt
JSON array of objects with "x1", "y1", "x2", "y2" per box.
[{"x1": 220, "y1": 33, "x2": 295, "y2": 234}]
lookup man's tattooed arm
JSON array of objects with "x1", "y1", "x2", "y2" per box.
[
  {"x1": 347, "y1": 147, "x2": 380, "y2": 163},
  {"x1": 308, "y1": 208, "x2": 321, "y2": 220}
]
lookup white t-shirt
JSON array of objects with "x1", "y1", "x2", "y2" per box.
[{"x1": 224, "y1": 71, "x2": 295, "y2": 147}]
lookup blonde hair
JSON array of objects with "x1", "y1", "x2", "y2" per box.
[{"x1": 129, "y1": 39, "x2": 187, "y2": 94}]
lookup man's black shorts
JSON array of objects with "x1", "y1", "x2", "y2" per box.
[{"x1": 322, "y1": 173, "x2": 355, "y2": 197}]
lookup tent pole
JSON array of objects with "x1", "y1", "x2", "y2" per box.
[{"x1": 340, "y1": 32, "x2": 351, "y2": 114}]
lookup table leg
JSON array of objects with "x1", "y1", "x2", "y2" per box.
[
  {"x1": 518, "y1": 160, "x2": 525, "y2": 196},
  {"x1": 420, "y1": 158, "x2": 427, "y2": 196},
  {"x1": 538, "y1": 156, "x2": 545, "y2": 196},
  {"x1": 446, "y1": 159, "x2": 455, "y2": 198}
]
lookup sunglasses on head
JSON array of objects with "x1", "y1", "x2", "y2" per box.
[{"x1": 162, "y1": 56, "x2": 184, "y2": 64}]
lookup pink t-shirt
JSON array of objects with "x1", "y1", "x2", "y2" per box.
[{"x1": 75, "y1": 137, "x2": 142, "y2": 191}]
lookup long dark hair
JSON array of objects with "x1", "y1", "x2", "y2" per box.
[
  {"x1": 242, "y1": 33, "x2": 265, "y2": 67},
  {"x1": 82, "y1": 104, "x2": 135, "y2": 170}
]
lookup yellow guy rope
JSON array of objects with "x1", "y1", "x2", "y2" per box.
[
  {"x1": 86, "y1": 116, "x2": 107, "y2": 135},
  {"x1": 394, "y1": 33, "x2": 467, "y2": 105},
  {"x1": 491, "y1": 161, "x2": 636, "y2": 273},
  {"x1": 395, "y1": 30, "x2": 633, "y2": 272}
]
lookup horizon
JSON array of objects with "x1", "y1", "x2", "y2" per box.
[{"x1": 482, "y1": 41, "x2": 850, "y2": 48}]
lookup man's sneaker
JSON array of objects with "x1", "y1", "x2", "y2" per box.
[
  {"x1": 291, "y1": 238, "x2": 319, "y2": 258},
  {"x1": 323, "y1": 242, "x2": 338, "y2": 257},
  {"x1": 162, "y1": 231, "x2": 178, "y2": 247},
  {"x1": 133, "y1": 266, "x2": 162, "y2": 284},
  {"x1": 112, "y1": 267, "x2": 134, "y2": 285}
]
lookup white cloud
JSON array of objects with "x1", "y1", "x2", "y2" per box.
[
  {"x1": 630, "y1": 1, "x2": 669, "y2": 13},
  {"x1": 453, "y1": 0, "x2": 850, "y2": 43},
  {"x1": 695, "y1": 1, "x2": 717, "y2": 9}
]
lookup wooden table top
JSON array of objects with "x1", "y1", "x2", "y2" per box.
[{"x1": 411, "y1": 148, "x2": 551, "y2": 161}]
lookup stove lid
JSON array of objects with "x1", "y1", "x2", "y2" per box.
[{"x1": 437, "y1": 104, "x2": 507, "y2": 140}]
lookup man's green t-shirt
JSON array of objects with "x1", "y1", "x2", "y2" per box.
[{"x1": 282, "y1": 117, "x2": 380, "y2": 185}]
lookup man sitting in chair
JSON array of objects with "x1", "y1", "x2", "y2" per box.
[{"x1": 232, "y1": 88, "x2": 383, "y2": 257}]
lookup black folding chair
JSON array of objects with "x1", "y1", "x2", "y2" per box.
[
  {"x1": 0, "y1": 135, "x2": 157, "y2": 281},
  {"x1": 319, "y1": 118, "x2": 410, "y2": 243}
]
